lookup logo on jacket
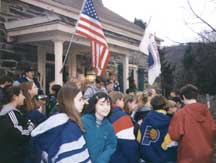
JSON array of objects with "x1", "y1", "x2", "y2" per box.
[{"x1": 141, "y1": 125, "x2": 160, "y2": 145}]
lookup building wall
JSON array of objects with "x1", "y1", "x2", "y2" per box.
[{"x1": 0, "y1": 0, "x2": 49, "y2": 78}]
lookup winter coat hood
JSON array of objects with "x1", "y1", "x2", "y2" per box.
[
  {"x1": 147, "y1": 110, "x2": 171, "y2": 129},
  {"x1": 184, "y1": 103, "x2": 209, "y2": 123}
]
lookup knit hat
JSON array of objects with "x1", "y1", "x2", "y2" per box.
[{"x1": 24, "y1": 66, "x2": 34, "y2": 73}]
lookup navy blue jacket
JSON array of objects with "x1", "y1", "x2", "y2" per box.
[
  {"x1": 31, "y1": 113, "x2": 91, "y2": 163},
  {"x1": 139, "y1": 110, "x2": 177, "y2": 163},
  {"x1": 27, "y1": 110, "x2": 46, "y2": 127}
]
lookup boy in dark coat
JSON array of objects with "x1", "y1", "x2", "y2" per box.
[{"x1": 139, "y1": 95, "x2": 177, "y2": 163}]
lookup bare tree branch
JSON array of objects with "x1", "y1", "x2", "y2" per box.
[
  {"x1": 184, "y1": 20, "x2": 212, "y2": 42},
  {"x1": 187, "y1": 0, "x2": 216, "y2": 33}
]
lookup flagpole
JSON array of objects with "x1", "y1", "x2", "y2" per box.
[
  {"x1": 60, "y1": 0, "x2": 87, "y2": 73},
  {"x1": 147, "y1": 16, "x2": 152, "y2": 28}
]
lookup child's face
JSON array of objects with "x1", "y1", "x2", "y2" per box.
[
  {"x1": 106, "y1": 83, "x2": 114, "y2": 93},
  {"x1": 168, "y1": 106, "x2": 177, "y2": 114},
  {"x1": 116, "y1": 98, "x2": 124, "y2": 109},
  {"x1": 95, "y1": 98, "x2": 111, "y2": 119},
  {"x1": 128, "y1": 100, "x2": 138, "y2": 112},
  {"x1": 74, "y1": 91, "x2": 85, "y2": 113},
  {"x1": 29, "y1": 83, "x2": 38, "y2": 97},
  {"x1": 17, "y1": 91, "x2": 25, "y2": 106}
]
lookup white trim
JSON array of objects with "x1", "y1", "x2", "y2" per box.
[
  {"x1": 9, "y1": 111, "x2": 18, "y2": 124},
  {"x1": 52, "y1": 136, "x2": 87, "y2": 162},
  {"x1": 31, "y1": 113, "x2": 69, "y2": 137},
  {"x1": 116, "y1": 127, "x2": 135, "y2": 140},
  {"x1": 6, "y1": 23, "x2": 69, "y2": 36},
  {"x1": 4, "y1": 15, "x2": 61, "y2": 30},
  {"x1": 5, "y1": 26, "x2": 142, "y2": 57},
  {"x1": 8, "y1": 111, "x2": 31, "y2": 136},
  {"x1": 6, "y1": 21, "x2": 140, "y2": 52},
  {"x1": 20, "y1": 0, "x2": 79, "y2": 20},
  {"x1": 56, "y1": 149, "x2": 90, "y2": 163},
  {"x1": 166, "y1": 141, "x2": 178, "y2": 148},
  {"x1": 123, "y1": 55, "x2": 129, "y2": 92}
]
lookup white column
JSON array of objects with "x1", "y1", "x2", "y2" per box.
[
  {"x1": 37, "y1": 47, "x2": 46, "y2": 91},
  {"x1": 123, "y1": 55, "x2": 129, "y2": 92},
  {"x1": 54, "y1": 40, "x2": 63, "y2": 85}
]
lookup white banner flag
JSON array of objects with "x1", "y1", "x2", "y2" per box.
[{"x1": 139, "y1": 24, "x2": 161, "y2": 85}]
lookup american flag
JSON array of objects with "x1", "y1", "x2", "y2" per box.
[{"x1": 75, "y1": 0, "x2": 110, "y2": 76}]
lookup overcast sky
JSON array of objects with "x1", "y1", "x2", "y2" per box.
[{"x1": 102, "y1": 0, "x2": 216, "y2": 46}]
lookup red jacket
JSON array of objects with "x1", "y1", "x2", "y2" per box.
[{"x1": 169, "y1": 103, "x2": 216, "y2": 163}]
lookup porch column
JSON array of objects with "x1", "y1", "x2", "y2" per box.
[
  {"x1": 54, "y1": 40, "x2": 63, "y2": 85},
  {"x1": 123, "y1": 55, "x2": 129, "y2": 92},
  {"x1": 37, "y1": 47, "x2": 46, "y2": 91},
  {"x1": 68, "y1": 53, "x2": 77, "y2": 79}
]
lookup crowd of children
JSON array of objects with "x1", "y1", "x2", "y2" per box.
[{"x1": 0, "y1": 70, "x2": 215, "y2": 163}]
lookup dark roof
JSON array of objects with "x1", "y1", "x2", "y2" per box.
[{"x1": 53, "y1": 0, "x2": 144, "y2": 34}]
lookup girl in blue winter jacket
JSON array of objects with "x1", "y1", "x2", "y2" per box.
[
  {"x1": 82, "y1": 92, "x2": 117, "y2": 163},
  {"x1": 30, "y1": 81, "x2": 91, "y2": 163}
]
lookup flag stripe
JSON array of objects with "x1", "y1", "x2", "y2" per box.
[
  {"x1": 101, "y1": 48, "x2": 109, "y2": 67},
  {"x1": 101, "y1": 50, "x2": 110, "y2": 75},
  {"x1": 93, "y1": 41, "x2": 100, "y2": 68},
  {"x1": 76, "y1": 23, "x2": 106, "y2": 40},
  {"x1": 98, "y1": 46, "x2": 105, "y2": 68},
  {"x1": 79, "y1": 14, "x2": 102, "y2": 28},
  {"x1": 99, "y1": 46, "x2": 107, "y2": 68},
  {"x1": 78, "y1": 17, "x2": 104, "y2": 35},
  {"x1": 76, "y1": 30, "x2": 107, "y2": 47}
]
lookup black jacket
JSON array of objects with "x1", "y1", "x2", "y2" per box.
[{"x1": 0, "y1": 104, "x2": 34, "y2": 163}]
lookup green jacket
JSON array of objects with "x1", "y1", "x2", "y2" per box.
[{"x1": 81, "y1": 114, "x2": 117, "y2": 163}]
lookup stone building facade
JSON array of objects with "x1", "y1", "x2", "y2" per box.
[{"x1": 0, "y1": 0, "x2": 147, "y2": 92}]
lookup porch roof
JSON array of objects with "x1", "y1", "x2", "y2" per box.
[
  {"x1": 53, "y1": 0, "x2": 144, "y2": 34},
  {"x1": 4, "y1": 15, "x2": 141, "y2": 54}
]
